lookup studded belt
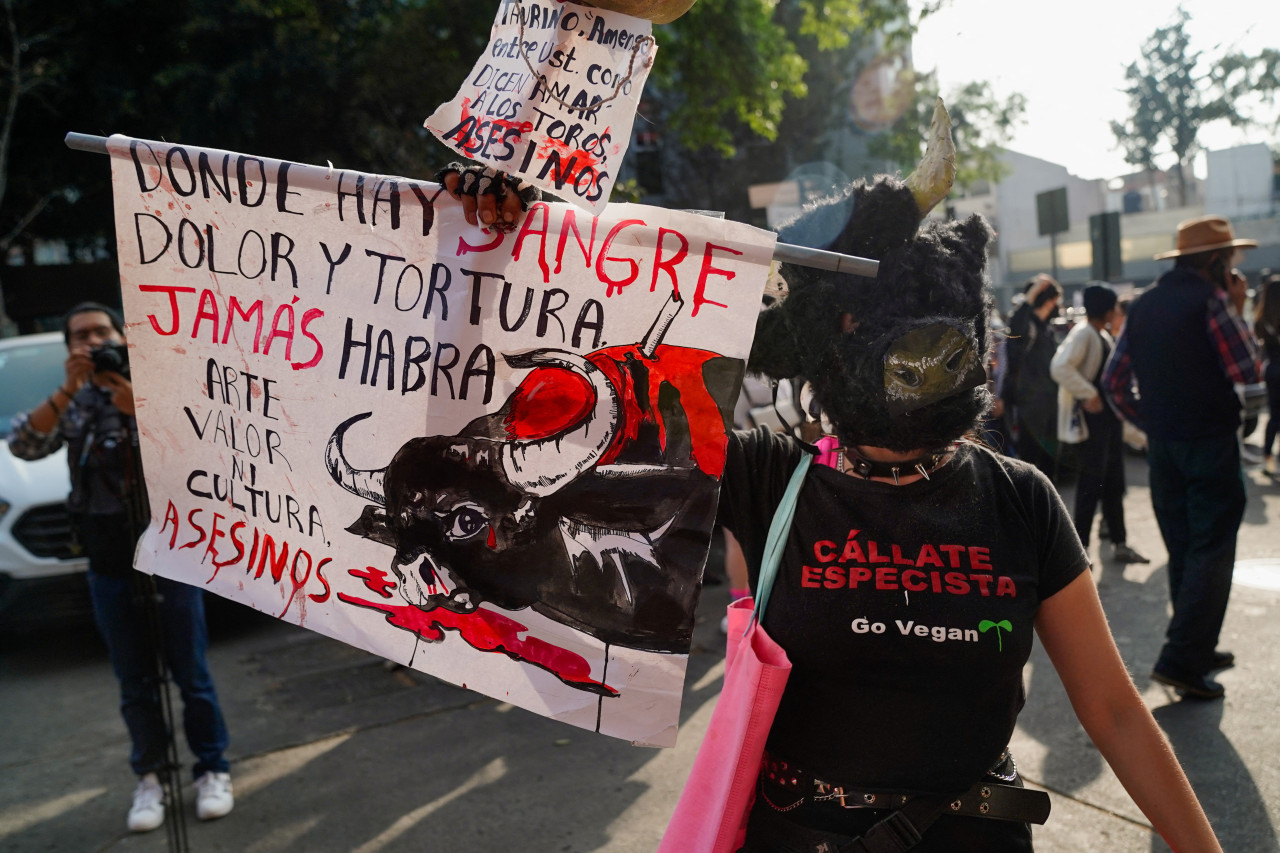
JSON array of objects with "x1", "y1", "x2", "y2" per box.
[{"x1": 759, "y1": 752, "x2": 1051, "y2": 825}]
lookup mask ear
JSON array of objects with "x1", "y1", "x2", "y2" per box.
[{"x1": 953, "y1": 214, "x2": 995, "y2": 268}]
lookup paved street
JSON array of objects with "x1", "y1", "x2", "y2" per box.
[{"x1": 2, "y1": 445, "x2": 1278, "y2": 852}]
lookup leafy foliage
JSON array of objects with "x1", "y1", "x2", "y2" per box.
[
  {"x1": 652, "y1": 0, "x2": 808, "y2": 156},
  {"x1": 0, "y1": 0, "x2": 1019, "y2": 262},
  {"x1": 1110, "y1": 7, "x2": 1277, "y2": 206},
  {"x1": 1213, "y1": 47, "x2": 1280, "y2": 137}
]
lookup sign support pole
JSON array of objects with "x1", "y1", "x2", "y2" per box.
[{"x1": 64, "y1": 132, "x2": 880, "y2": 278}]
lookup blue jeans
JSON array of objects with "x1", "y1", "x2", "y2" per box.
[
  {"x1": 1147, "y1": 434, "x2": 1247, "y2": 675},
  {"x1": 87, "y1": 570, "x2": 230, "y2": 779}
]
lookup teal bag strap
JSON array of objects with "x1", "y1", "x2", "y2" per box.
[{"x1": 751, "y1": 452, "x2": 812, "y2": 626}]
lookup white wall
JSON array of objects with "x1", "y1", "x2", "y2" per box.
[{"x1": 1205, "y1": 144, "x2": 1273, "y2": 220}]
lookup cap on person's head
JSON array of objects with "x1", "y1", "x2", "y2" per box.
[
  {"x1": 1082, "y1": 283, "x2": 1118, "y2": 320},
  {"x1": 63, "y1": 302, "x2": 124, "y2": 346},
  {"x1": 1154, "y1": 215, "x2": 1258, "y2": 260}
]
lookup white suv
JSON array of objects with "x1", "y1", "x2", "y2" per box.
[{"x1": 0, "y1": 332, "x2": 89, "y2": 628}]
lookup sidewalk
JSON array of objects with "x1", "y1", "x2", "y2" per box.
[{"x1": 1, "y1": 450, "x2": 1277, "y2": 852}]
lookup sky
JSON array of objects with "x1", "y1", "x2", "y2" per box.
[{"x1": 909, "y1": 0, "x2": 1278, "y2": 181}]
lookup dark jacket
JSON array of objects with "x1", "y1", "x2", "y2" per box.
[{"x1": 1124, "y1": 265, "x2": 1240, "y2": 440}]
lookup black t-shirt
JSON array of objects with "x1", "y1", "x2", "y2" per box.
[{"x1": 719, "y1": 428, "x2": 1087, "y2": 794}]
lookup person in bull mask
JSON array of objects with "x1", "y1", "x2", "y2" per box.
[{"x1": 442, "y1": 101, "x2": 1221, "y2": 851}]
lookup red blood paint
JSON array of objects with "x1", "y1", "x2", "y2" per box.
[
  {"x1": 588, "y1": 344, "x2": 730, "y2": 477},
  {"x1": 503, "y1": 366, "x2": 594, "y2": 439},
  {"x1": 337, "y1": 593, "x2": 618, "y2": 696},
  {"x1": 348, "y1": 566, "x2": 397, "y2": 599},
  {"x1": 486, "y1": 525, "x2": 497, "y2": 549},
  {"x1": 453, "y1": 97, "x2": 535, "y2": 140},
  {"x1": 535, "y1": 138, "x2": 603, "y2": 185}
]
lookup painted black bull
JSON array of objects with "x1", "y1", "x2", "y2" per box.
[{"x1": 326, "y1": 297, "x2": 744, "y2": 653}]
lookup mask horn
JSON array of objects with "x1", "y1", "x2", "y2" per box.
[{"x1": 905, "y1": 98, "x2": 956, "y2": 219}]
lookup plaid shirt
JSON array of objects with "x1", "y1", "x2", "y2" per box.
[
  {"x1": 8, "y1": 384, "x2": 138, "y2": 516},
  {"x1": 1104, "y1": 286, "x2": 1261, "y2": 428}
]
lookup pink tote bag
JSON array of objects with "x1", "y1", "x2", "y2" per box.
[{"x1": 658, "y1": 455, "x2": 810, "y2": 853}]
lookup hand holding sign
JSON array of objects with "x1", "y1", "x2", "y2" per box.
[{"x1": 436, "y1": 162, "x2": 540, "y2": 233}]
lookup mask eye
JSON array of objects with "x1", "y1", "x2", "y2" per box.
[
  {"x1": 892, "y1": 367, "x2": 922, "y2": 388},
  {"x1": 945, "y1": 349, "x2": 968, "y2": 372}
]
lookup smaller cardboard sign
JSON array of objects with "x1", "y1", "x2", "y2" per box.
[{"x1": 425, "y1": 0, "x2": 655, "y2": 215}]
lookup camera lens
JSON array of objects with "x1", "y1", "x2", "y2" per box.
[{"x1": 90, "y1": 343, "x2": 129, "y2": 377}]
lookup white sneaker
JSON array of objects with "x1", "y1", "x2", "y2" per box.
[
  {"x1": 194, "y1": 771, "x2": 234, "y2": 820},
  {"x1": 127, "y1": 773, "x2": 165, "y2": 832}
]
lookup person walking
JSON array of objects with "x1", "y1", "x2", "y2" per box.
[
  {"x1": 443, "y1": 107, "x2": 1225, "y2": 850},
  {"x1": 1005, "y1": 274, "x2": 1063, "y2": 479},
  {"x1": 1050, "y1": 283, "x2": 1148, "y2": 564},
  {"x1": 1254, "y1": 272, "x2": 1280, "y2": 477},
  {"x1": 1104, "y1": 216, "x2": 1262, "y2": 700},
  {"x1": 7, "y1": 303, "x2": 234, "y2": 832}
]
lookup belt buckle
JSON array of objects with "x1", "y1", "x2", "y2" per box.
[
  {"x1": 814, "y1": 780, "x2": 882, "y2": 809},
  {"x1": 813, "y1": 780, "x2": 837, "y2": 803}
]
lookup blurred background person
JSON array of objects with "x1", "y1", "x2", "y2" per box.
[
  {"x1": 6, "y1": 303, "x2": 234, "y2": 832},
  {"x1": 1104, "y1": 215, "x2": 1261, "y2": 699},
  {"x1": 1051, "y1": 284, "x2": 1148, "y2": 564},
  {"x1": 1005, "y1": 274, "x2": 1064, "y2": 479},
  {"x1": 1254, "y1": 271, "x2": 1280, "y2": 477}
]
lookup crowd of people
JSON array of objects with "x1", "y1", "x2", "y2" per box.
[{"x1": 990, "y1": 216, "x2": 1270, "y2": 705}]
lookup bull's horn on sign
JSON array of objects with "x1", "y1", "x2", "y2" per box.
[
  {"x1": 499, "y1": 352, "x2": 622, "y2": 498},
  {"x1": 905, "y1": 98, "x2": 956, "y2": 219},
  {"x1": 326, "y1": 412, "x2": 388, "y2": 504}
]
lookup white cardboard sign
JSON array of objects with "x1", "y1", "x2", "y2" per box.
[
  {"x1": 108, "y1": 135, "x2": 773, "y2": 746},
  {"x1": 424, "y1": 0, "x2": 655, "y2": 214}
]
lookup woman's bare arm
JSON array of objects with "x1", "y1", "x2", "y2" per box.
[{"x1": 1035, "y1": 571, "x2": 1222, "y2": 852}]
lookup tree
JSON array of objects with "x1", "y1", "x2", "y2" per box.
[
  {"x1": 0, "y1": 0, "x2": 1019, "y2": 288},
  {"x1": 1214, "y1": 47, "x2": 1280, "y2": 138},
  {"x1": 1110, "y1": 7, "x2": 1276, "y2": 207},
  {"x1": 651, "y1": 0, "x2": 932, "y2": 157}
]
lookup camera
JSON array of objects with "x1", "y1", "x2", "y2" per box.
[{"x1": 89, "y1": 342, "x2": 130, "y2": 378}]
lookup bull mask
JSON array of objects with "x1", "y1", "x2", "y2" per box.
[{"x1": 747, "y1": 99, "x2": 994, "y2": 453}]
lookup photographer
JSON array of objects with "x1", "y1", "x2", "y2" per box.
[{"x1": 7, "y1": 303, "x2": 233, "y2": 833}]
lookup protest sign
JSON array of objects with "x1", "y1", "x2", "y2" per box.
[
  {"x1": 424, "y1": 0, "x2": 655, "y2": 215},
  {"x1": 107, "y1": 136, "x2": 774, "y2": 746}
]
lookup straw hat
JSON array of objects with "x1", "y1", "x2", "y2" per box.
[{"x1": 1153, "y1": 215, "x2": 1258, "y2": 260}]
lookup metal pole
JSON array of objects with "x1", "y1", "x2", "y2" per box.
[{"x1": 64, "y1": 132, "x2": 880, "y2": 278}]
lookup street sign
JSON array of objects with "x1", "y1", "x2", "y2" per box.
[
  {"x1": 1090, "y1": 211, "x2": 1123, "y2": 281},
  {"x1": 1035, "y1": 187, "x2": 1069, "y2": 236}
]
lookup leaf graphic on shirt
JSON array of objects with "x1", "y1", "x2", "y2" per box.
[{"x1": 978, "y1": 619, "x2": 1013, "y2": 652}]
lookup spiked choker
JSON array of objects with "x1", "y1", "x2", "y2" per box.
[{"x1": 837, "y1": 443, "x2": 958, "y2": 484}]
